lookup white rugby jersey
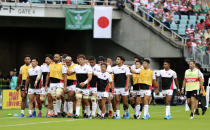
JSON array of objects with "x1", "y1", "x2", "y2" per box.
[
  {"x1": 72, "y1": 64, "x2": 93, "y2": 89},
  {"x1": 41, "y1": 63, "x2": 50, "y2": 87},
  {"x1": 95, "y1": 71, "x2": 112, "y2": 92},
  {"x1": 90, "y1": 64, "x2": 100, "y2": 87},
  {"x1": 28, "y1": 66, "x2": 42, "y2": 89},
  {"x1": 112, "y1": 65, "x2": 131, "y2": 88},
  {"x1": 157, "y1": 69, "x2": 177, "y2": 90}
]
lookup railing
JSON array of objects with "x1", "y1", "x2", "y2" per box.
[
  {"x1": 0, "y1": 0, "x2": 117, "y2": 5},
  {"x1": 126, "y1": 1, "x2": 210, "y2": 71},
  {"x1": 126, "y1": 0, "x2": 185, "y2": 47},
  {"x1": 184, "y1": 46, "x2": 210, "y2": 69}
]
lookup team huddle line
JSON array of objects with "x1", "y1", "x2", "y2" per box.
[{"x1": 16, "y1": 54, "x2": 205, "y2": 120}]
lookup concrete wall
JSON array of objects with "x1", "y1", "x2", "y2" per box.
[{"x1": 112, "y1": 11, "x2": 183, "y2": 58}]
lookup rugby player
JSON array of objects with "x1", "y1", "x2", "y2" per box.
[
  {"x1": 112, "y1": 56, "x2": 131, "y2": 119},
  {"x1": 25, "y1": 58, "x2": 42, "y2": 117},
  {"x1": 17, "y1": 55, "x2": 32, "y2": 117}
]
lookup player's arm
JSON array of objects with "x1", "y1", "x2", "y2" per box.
[
  {"x1": 152, "y1": 72, "x2": 159, "y2": 94},
  {"x1": 63, "y1": 73, "x2": 67, "y2": 92},
  {"x1": 181, "y1": 79, "x2": 186, "y2": 94},
  {"x1": 25, "y1": 76, "x2": 29, "y2": 92},
  {"x1": 34, "y1": 69, "x2": 42, "y2": 88},
  {"x1": 80, "y1": 73, "x2": 92, "y2": 87},
  {"x1": 125, "y1": 74, "x2": 130, "y2": 91},
  {"x1": 45, "y1": 72, "x2": 50, "y2": 91},
  {"x1": 67, "y1": 70, "x2": 75, "y2": 76},
  {"x1": 16, "y1": 74, "x2": 22, "y2": 91},
  {"x1": 174, "y1": 78, "x2": 180, "y2": 91}
]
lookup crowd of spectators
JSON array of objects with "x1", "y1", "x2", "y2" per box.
[{"x1": 132, "y1": 0, "x2": 210, "y2": 66}]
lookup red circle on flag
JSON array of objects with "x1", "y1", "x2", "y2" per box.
[{"x1": 98, "y1": 16, "x2": 109, "y2": 28}]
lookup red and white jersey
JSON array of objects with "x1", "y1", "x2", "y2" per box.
[
  {"x1": 140, "y1": 0, "x2": 148, "y2": 6},
  {"x1": 186, "y1": 28, "x2": 195, "y2": 35},
  {"x1": 163, "y1": 2, "x2": 172, "y2": 10},
  {"x1": 133, "y1": 0, "x2": 140, "y2": 4},
  {"x1": 171, "y1": 4, "x2": 179, "y2": 12},
  {"x1": 191, "y1": 0, "x2": 196, "y2": 5},
  {"x1": 163, "y1": 12, "x2": 173, "y2": 22},
  {"x1": 145, "y1": 2, "x2": 155, "y2": 12},
  {"x1": 179, "y1": 5, "x2": 188, "y2": 12},
  {"x1": 154, "y1": 8, "x2": 164, "y2": 16}
]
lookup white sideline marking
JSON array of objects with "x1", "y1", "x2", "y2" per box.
[
  {"x1": 0, "y1": 119, "x2": 83, "y2": 127},
  {"x1": 0, "y1": 117, "x2": 20, "y2": 120}
]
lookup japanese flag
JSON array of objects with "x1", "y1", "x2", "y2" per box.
[{"x1": 94, "y1": 7, "x2": 112, "y2": 38}]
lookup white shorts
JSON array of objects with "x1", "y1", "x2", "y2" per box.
[
  {"x1": 109, "y1": 92, "x2": 114, "y2": 100},
  {"x1": 40, "y1": 87, "x2": 47, "y2": 95},
  {"x1": 97, "y1": 92, "x2": 109, "y2": 99},
  {"x1": 89, "y1": 87, "x2": 97, "y2": 95},
  {"x1": 162, "y1": 89, "x2": 173, "y2": 96},
  {"x1": 28, "y1": 88, "x2": 41, "y2": 95},
  {"x1": 67, "y1": 85, "x2": 76, "y2": 92},
  {"x1": 49, "y1": 83, "x2": 64, "y2": 97},
  {"x1": 130, "y1": 90, "x2": 141, "y2": 97},
  {"x1": 76, "y1": 88, "x2": 89, "y2": 96},
  {"x1": 140, "y1": 90, "x2": 151, "y2": 97},
  {"x1": 114, "y1": 88, "x2": 129, "y2": 96}
]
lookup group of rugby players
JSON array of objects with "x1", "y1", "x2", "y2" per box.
[{"x1": 16, "y1": 53, "x2": 205, "y2": 120}]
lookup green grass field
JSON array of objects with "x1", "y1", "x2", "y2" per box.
[{"x1": 0, "y1": 105, "x2": 209, "y2": 130}]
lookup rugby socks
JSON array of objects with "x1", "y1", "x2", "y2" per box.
[
  {"x1": 64, "y1": 101, "x2": 68, "y2": 113},
  {"x1": 53, "y1": 102, "x2": 57, "y2": 115},
  {"x1": 166, "y1": 106, "x2": 170, "y2": 116},
  {"x1": 140, "y1": 104, "x2": 143, "y2": 112},
  {"x1": 135, "y1": 105, "x2": 140, "y2": 116},
  {"x1": 124, "y1": 109, "x2": 129, "y2": 115},
  {"x1": 92, "y1": 103, "x2": 97, "y2": 116},
  {"x1": 29, "y1": 110, "x2": 32, "y2": 115},
  {"x1": 76, "y1": 106, "x2": 80, "y2": 116},
  {"x1": 97, "y1": 104, "x2": 101, "y2": 115},
  {"x1": 86, "y1": 106, "x2": 91, "y2": 116},
  {"x1": 56, "y1": 100, "x2": 61, "y2": 113},
  {"x1": 116, "y1": 110, "x2": 120, "y2": 117},
  {"x1": 108, "y1": 103, "x2": 112, "y2": 112},
  {"x1": 143, "y1": 105, "x2": 149, "y2": 116},
  {"x1": 21, "y1": 110, "x2": 24, "y2": 114},
  {"x1": 106, "y1": 104, "x2": 109, "y2": 114},
  {"x1": 68, "y1": 102, "x2": 73, "y2": 114}
]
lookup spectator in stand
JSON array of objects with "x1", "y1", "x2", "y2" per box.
[
  {"x1": 140, "y1": 0, "x2": 148, "y2": 7},
  {"x1": 197, "y1": 36, "x2": 207, "y2": 54},
  {"x1": 196, "y1": 19, "x2": 205, "y2": 32},
  {"x1": 9, "y1": 69, "x2": 18, "y2": 90},
  {"x1": 194, "y1": 29, "x2": 204, "y2": 40},
  {"x1": 154, "y1": 1, "x2": 164, "y2": 21},
  {"x1": 205, "y1": 14, "x2": 210, "y2": 28},
  {"x1": 193, "y1": 0, "x2": 202, "y2": 16},
  {"x1": 187, "y1": 0, "x2": 195, "y2": 15},
  {"x1": 162, "y1": 9, "x2": 174, "y2": 28},
  {"x1": 201, "y1": 0, "x2": 209, "y2": 17},
  {"x1": 144, "y1": 0, "x2": 155, "y2": 21},
  {"x1": 187, "y1": 36, "x2": 197, "y2": 53},
  {"x1": 171, "y1": 0, "x2": 180, "y2": 15},
  {"x1": 179, "y1": 1, "x2": 188, "y2": 15},
  {"x1": 186, "y1": 24, "x2": 195, "y2": 38},
  {"x1": 206, "y1": 43, "x2": 210, "y2": 53},
  {"x1": 163, "y1": 0, "x2": 172, "y2": 12},
  {"x1": 133, "y1": 0, "x2": 141, "y2": 12},
  {"x1": 204, "y1": 27, "x2": 210, "y2": 39}
]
